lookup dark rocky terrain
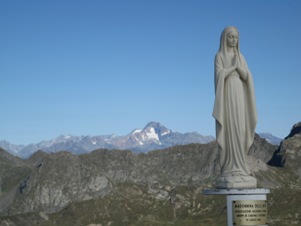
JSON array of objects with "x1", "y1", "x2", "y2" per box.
[{"x1": 0, "y1": 122, "x2": 300, "y2": 226}]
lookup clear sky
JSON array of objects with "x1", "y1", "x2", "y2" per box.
[{"x1": 1, "y1": 0, "x2": 300, "y2": 145}]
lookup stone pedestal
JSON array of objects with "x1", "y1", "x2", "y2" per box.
[
  {"x1": 203, "y1": 188, "x2": 270, "y2": 226},
  {"x1": 216, "y1": 175, "x2": 257, "y2": 189}
]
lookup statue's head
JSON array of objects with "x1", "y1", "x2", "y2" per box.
[{"x1": 219, "y1": 26, "x2": 240, "y2": 54}]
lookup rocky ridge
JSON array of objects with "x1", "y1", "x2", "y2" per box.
[{"x1": 0, "y1": 133, "x2": 276, "y2": 216}]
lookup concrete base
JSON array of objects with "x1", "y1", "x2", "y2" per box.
[
  {"x1": 203, "y1": 188, "x2": 270, "y2": 226},
  {"x1": 216, "y1": 175, "x2": 257, "y2": 189}
]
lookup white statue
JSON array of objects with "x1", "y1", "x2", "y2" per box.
[{"x1": 213, "y1": 26, "x2": 258, "y2": 189}]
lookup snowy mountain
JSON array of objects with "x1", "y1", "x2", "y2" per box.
[
  {"x1": 0, "y1": 122, "x2": 215, "y2": 158},
  {"x1": 258, "y1": 132, "x2": 282, "y2": 145},
  {"x1": 0, "y1": 140, "x2": 24, "y2": 155}
]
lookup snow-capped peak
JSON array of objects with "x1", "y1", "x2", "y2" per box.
[
  {"x1": 128, "y1": 122, "x2": 169, "y2": 145},
  {"x1": 143, "y1": 121, "x2": 171, "y2": 137},
  {"x1": 131, "y1": 129, "x2": 142, "y2": 134},
  {"x1": 144, "y1": 127, "x2": 160, "y2": 141}
]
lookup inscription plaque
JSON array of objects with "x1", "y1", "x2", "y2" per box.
[{"x1": 233, "y1": 200, "x2": 267, "y2": 225}]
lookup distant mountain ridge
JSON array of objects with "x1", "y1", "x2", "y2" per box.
[
  {"x1": 0, "y1": 121, "x2": 282, "y2": 158},
  {"x1": 0, "y1": 122, "x2": 215, "y2": 158},
  {"x1": 258, "y1": 132, "x2": 282, "y2": 145}
]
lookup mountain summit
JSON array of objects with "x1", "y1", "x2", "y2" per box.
[
  {"x1": 101, "y1": 121, "x2": 214, "y2": 153},
  {"x1": 142, "y1": 121, "x2": 171, "y2": 136},
  {"x1": 129, "y1": 121, "x2": 171, "y2": 145}
]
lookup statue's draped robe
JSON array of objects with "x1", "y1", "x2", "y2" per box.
[{"x1": 213, "y1": 52, "x2": 257, "y2": 178}]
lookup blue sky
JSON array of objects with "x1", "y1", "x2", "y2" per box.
[{"x1": 1, "y1": 0, "x2": 300, "y2": 145}]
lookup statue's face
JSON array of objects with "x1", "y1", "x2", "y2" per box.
[{"x1": 226, "y1": 30, "x2": 238, "y2": 48}]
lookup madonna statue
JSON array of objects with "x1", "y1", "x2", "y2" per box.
[{"x1": 213, "y1": 26, "x2": 258, "y2": 189}]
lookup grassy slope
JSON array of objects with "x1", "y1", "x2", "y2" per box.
[{"x1": 1, "y1": 183, "x2": 301, "y2": 226}]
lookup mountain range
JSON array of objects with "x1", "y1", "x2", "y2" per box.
[
  {"x1": 258, "y1": 132, "x2": 282, "y2": 145},
  {"x1": 0, "y1": 122, "x2": 282, "y2": 159},
  {"x1": 0, "y1": 122, "x2": 216, "y2": 158}
]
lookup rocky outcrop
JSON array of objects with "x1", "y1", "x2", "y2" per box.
[
  {"x1": 7, "y1": 144, "x2": 219, "y2": 215},
  {"x1": 268, "y1": 122, "x2": 301, "y2": 168},
  {"x1": 248, "y1": 134, "x2": 277, "y2": 162},
  {"x1": 0, "y1": 148, "x2": 31, "y2": 214},
  {"x1": 7, "y1": 151, "x2": 112, "y2": 215}
]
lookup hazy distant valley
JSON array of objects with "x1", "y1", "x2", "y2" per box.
[{"x1": 0, "y1": 122, "x2": 300, "y2": 226}]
